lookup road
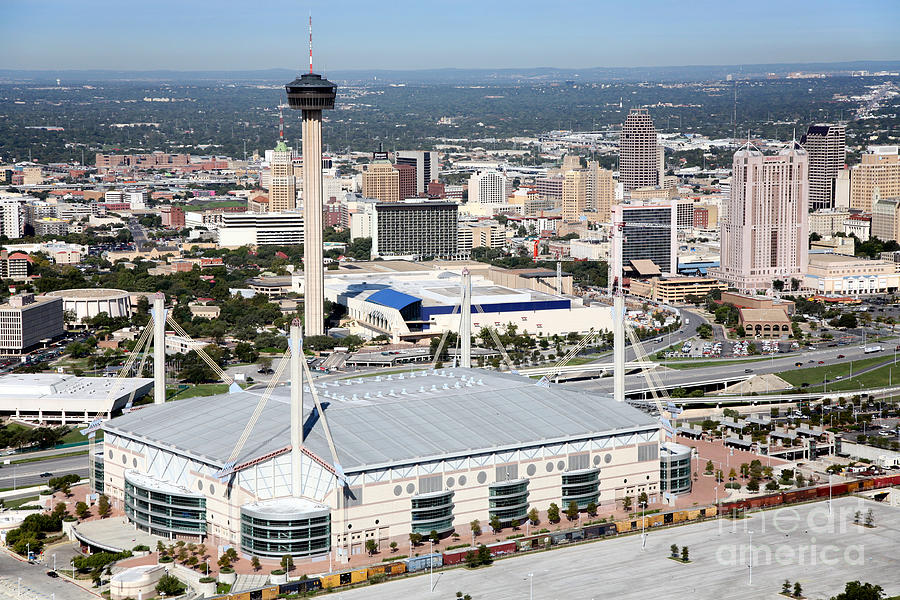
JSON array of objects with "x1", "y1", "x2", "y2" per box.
[
  {"x1": 0, "y1": 455, "x2": 89, "y2": 490},
  {"x1": 0, "y1": 547, "x2": 96, "y2": 600},
  {"x1": 569, "y1": 337, "x2": 900, "y2": 397},
  {"x1": 127, "y1": 218, "x2": 148, "y2": 250}
]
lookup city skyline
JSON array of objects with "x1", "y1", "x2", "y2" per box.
[{"x1": 2, "y1": 0, "x2": 899, "y2": 72}]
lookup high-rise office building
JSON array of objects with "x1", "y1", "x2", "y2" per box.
[
  {"x1": 396, "y1": 163, "x2": 417, "y2": 200},
  {"x1": 362, "y1": 160, "x2": 400, "y2": 203},
  {"x1": 620, "y1": 108, "x2": 659, "y2": 192},
  {"x1": 715, "y1": 145, "x2": 809, "y2": 291},
  {"x1": 583, "y1": 161, "x2": 614, "y2": 220},
  {"x1": 0, "y1": 198, "x2": 23, "y2": 239},
  {"x1": 0, "y1": 293, "x2": 64, "y2": 355},
  {"x1": 269, "y1": 141, "x2": 296, "y2": 212},
  {"x1": 468, "y1": 171, "x2": 510, "y2": 205},
  {"x1": 801, "y1": 124, "x2": 846, "y2": 211},
  {"x1": 610, "y1": 200, "x2": 678, "y2": 276},
  {"x1": 562, "y1": 169, "x2": 587, "y2": 221},
  {"x1": 285, "y1": 69, "x2": 337, "y2": 337},
  {"x1": 371, "y1": 201, "x2": 458, "y2": 259},
  {"x1": 871, "y1": 190, "x2": 900, "y2": 242},
  {"x1": 395, "y1": 151, "x2": 440, "y2": 195},
  {"x1": 850, "y1": 146, "x2": 900, "y2": 213}
]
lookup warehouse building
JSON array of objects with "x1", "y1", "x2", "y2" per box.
[{"x1": 99, "y1": 368, "x2": 660, "y2": 561}]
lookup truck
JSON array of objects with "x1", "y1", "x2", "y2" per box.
[{"x1": 864, "y1": 345, "x2": 884, "y2": 354}]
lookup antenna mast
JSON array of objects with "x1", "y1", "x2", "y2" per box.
[
  {"x1": 309, "y1": 14, "x2": 313, "y2": 74},
  {"x1": 279, "y1": 105, "x2": 284, "y2": 140}
]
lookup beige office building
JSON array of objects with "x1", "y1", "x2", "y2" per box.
[
  {"x1": 872, "y1": 195, "x2": 900, "y2": 242},
  {"x1": 809, "y1": 209, "x2": 852, "y2": 238},
  {"x1": 562, "y1": 169, "x2": 587, "y2": 221},
  {"x1": 0, "y1": 293, "x2": 64, "y2": 355},
  {"x1": 620, "y1": 108, "x2": 659, "y2": 192},
  {"x1": 801, "y1": 124, "x2": 846, "y2": 211},
  {"x1": 362, "y1": 160, "x2": 400, "y2": 204},
  {"x1": 714, "y1": 145, "x2": 809, "y2": 292},
  {"x1": 850, "y1": 146, "x2": 900, "y2": 212},
  {"x1": 585, "y1": 161, "x2": 614, "y2": 220},
  {"x1": 803, "y1": 254, "x2": 900, "y2": 296},
  {"x1": 268, "y1": 141, "x2": 296, "y2": 212}
]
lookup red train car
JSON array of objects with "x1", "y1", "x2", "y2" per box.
[
  {"x1": 441, "y1": 548, "x2": 472, "y2": 566},
  {"x1": 487, "y1": 541, "x2": 517, "y2": 557}
]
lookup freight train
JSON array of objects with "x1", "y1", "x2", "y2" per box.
[{"x1": 212, "y1": 474, "x2": 900, "y2": 599}]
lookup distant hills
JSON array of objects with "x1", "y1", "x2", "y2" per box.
[{"x1": 1, "y1": 61, "x2": 899, "y2": 85}]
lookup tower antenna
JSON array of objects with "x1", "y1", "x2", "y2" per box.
[
  {"x1": 309, "y1": 14, "x2": 313, "y2": 74},
  {"x1": 279, "y1": 105, "x2": 284, "y2": 140}
]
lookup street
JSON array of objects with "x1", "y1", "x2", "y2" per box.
[
  {"x1": 0, "y1": 455, "x2": 89, "y2": 490},
  {"x1": 0, "y1": 545, "x2": 96, "y2": 600}
]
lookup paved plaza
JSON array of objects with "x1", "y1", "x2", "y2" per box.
[{"x1": 332, "y1": 496, "x2": 900, "y2": 600}]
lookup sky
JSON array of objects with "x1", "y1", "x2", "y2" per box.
[{"x1": 3, "y1": 0, "x2": 899, "y2": 72}]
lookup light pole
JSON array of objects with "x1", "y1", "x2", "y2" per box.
[
  {"x1": 828, "y1": 473, "x2": 833, "y2": 515},
  {"x1": 429, "y1": 539, "x2": 433, "y2": 593},
  {"x1": 715, "y1": 486, "x2": 719, "y2": 518},
  {"x1": 53, "y1": 553, "x2": 56, "y2": 572},
  {"x1": 748, "y1": 530, "x2": 753, "y2": 586},
  {"x1": 528, "y1": 572, "x2": 534, "y2": 600},
  {"x1": 640, "y1": 500, "x2": 647, "y2": 550}
]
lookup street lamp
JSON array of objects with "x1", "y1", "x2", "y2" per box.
[
  {"x1": 748, "y1": 531, "x2": 753, "y2": 586},
  {"x1": 528, "y1": 572, "x2": 534, "y2": 600},
  {"x1": 429, "y1": 539, "x2": 434, "y2": 593},
  {"x1": 52, "y1": 552, "x2": 56, "y2": 572}
]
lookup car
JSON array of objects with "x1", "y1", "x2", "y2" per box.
[
  {"x1": 39, "y1": 472, "x2": 52, "y2": 478},
  {"x1": 46, "y1": 571, "x2": 58, "y2": 578},
  {"x1": 795, "y1": 362, "x2": 804, "y2": 367},
  {"x1": 818, "y1": 360, "x2": 825, "y2": 364},
  {"x1": 744, "y1": 368, "x2": 753, "y2": 373},
  {"x1": 837, "y1": 354, "x2": 845, "y2": 359}
]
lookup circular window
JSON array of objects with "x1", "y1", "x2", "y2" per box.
[
  {"x1": 133, "y1": 458, "x2": 138, "y2": 468},
  {"x1": 406, "y1": 483, "x2": 415, "y2": 494},
  {"x1": 477, "y1": 472, "x2": 487, "y2": 484},
  {"x1": 108, "y1": 450, "x2": 113, "y2": 459},
  {"x1": 623, "y1": 479, "x2": 628, "y2": 484},
  {"x1": 646, "y1": 475, "x2": 650, "y2": 480},
  {"x1": 604, "y1": 453, "x2": 612, "y2": 464},
  {"x1": 209, "y1": 484, "x2": 216, "y2": 495},
  {"x1": 347, "y1": 524, "x2": 352, "y2": 530},
  {"x1": 593, "y1": 455, "x2": 601, "y2": 466},
  {"x1": 458, "y1": 475, "x2": 467, "y2": 486},
  {"x1": 546, "y1": 462, "x2": 554, "y2": 472},
  {"x1": 122, "y1": 454, "x2": 127, "y2": 464},
  {"x1": 375, "y1": 519, "x2": 380, "y2": 525},
  {"x1": 198, "y1": 481, "x2": 204, "y2": 491},
  {"x1": 526, "y1": 464, "x2": 536, "y2": 476},
  {"x1": 557, "y1": 460, "x2": 565, "y2": 471},
  {"x1": 446, "y1": 477, "x2": 455, "y2": 488},
  {"x1": 393, "y1": 485, "x2": 402, "y2": 497}
]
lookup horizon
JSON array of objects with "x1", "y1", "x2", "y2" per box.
[{"x1": 3, "y1": 0, "x2": 899, "y2": 72}]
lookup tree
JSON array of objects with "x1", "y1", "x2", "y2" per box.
[
  {"x1": 97, "y1": 495, "x2": 111, "y2": 518},
  {"x1": 670, "y1": 544, "x2": 679, "y2": 558},
  {"x1": 681, "y1": 546, "x2": 689, "y2": 562},
  {"x1": 280, "y1": 554, "x2": 294, "y2": 572},
  {"x1": 728, "y1": 468, "x2": 737, "y2": 481},
  {"x1": 830, "y1": 580, "x2": 885, "y2": 600},
  {"x1": 622, "y1": 496, "x2": 633, "y2": 512},
  {"x1": 365, "y1": 539, "x2": 378, "y2": 555},
  {"x1": 740, "y1": 463, "x2": 750, "y2": 479},
  {"x1": 251, "y1": 556, "x2": 261, "y2": 571},
  {"x1": 430, "y1": 529, "x2": 440, "y2": 544},
  {"x1": 783, "y1": 580, "x2": 792, "y2": 594},
  {"x1": 464, "y1": 550, "x2": 479, "y2": 569},
  {"x1": 747, "y1": 478, "x2": 760, "y2": 492},
  {"x1": 705, "y1": 460, "x2": 714, "y2": 474},
  {"x1": 409, "y1": 532, "x2": 423, "y2": 546},
  {"x1": 585, "y1": 501, "x2": 597, "y2": 517},
  {"x1": 469, "y1": 519, "x2": 481, "y2": 537},
  {"x1": 155, "y1": 574, "x2": 185, "y2": 596},
  {"x1": 489, "y1": 514, "x2": 502, "y2": 532},
  {"x1": 527, "y1": 507, "x2": 539, "y2": 525},
  {"x1": 865, "y1": 509, "x2": 875, "y2": 527},
  {"x1": 793, "y1": 581, "x2": 802, "y2": 598},
  {"x1": 476, "y1": 544, "x2": 492, "y2": 565},
  {"x1": 75, "y1": 501, "x2": 90, "y2": 520},
  {"x1": 547, "y1": 502, "x2": 560, "y2": 523},
  {"x1": 638, "y1": 492, "x2": 649, "y2": 507},
  {"x1": 389, "y1": 541, "x2": 398, "y2": 553},
  {"x1": 565, "y1": 501, "x2": 579, "y2": 521}
]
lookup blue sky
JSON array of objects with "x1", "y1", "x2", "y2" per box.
[{"x1": 3, "y1": 0, "x2": 898, "y2": 71}]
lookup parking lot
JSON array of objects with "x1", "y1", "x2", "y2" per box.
[{"x1": 331, "y1": 497, "x2": 899, "y2": 600}]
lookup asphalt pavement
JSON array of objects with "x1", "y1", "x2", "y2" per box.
[
  {"x1": 0, "y1": 546, "x2": 96, "y2": 600},
  {"x1": 0, "y1": 455, "x2": 89, "y2": 490}
]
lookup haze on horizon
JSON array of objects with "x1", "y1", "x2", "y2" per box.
[{"x1": 3, "y1": 0, "x2": 899, "y2": 73}]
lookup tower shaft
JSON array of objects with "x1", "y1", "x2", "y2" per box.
[
  {"x1": 153, "y1": 293, "x2": 166, "y2": 405},
  {"x1": 302, "y1": 109, "x2": 325, "y2": 337}
]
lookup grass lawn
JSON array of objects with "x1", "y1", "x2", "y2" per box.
[
  {"x1": 167, "y1": 383, "x2": 232, "y2": 401},
  {"x1": 59, "y1": 427, "x2": 98, "y2": 445},
  {"x1": 778, "y1": 355, "x2": 893, "y2": 389},
  {"x1": 183, "y1": 200, "x2": 246, "y2": 211},
  {"x1": 789, "y1": 361, "x2": 900, "y2": 393},
  {"x1": 4, "y1": 496, "x2": 40, "y2": 509}
]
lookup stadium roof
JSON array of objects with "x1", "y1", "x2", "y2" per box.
[{"x1": 104, "y1": 368, "x2": 657, "y2": 474}]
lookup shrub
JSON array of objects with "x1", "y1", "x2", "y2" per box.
[
  {"x1": 270, "y1": 569, "x2": 285, "y2": 575},
  {"x1": 156, "y1": 574, "x2": 185, "y2": 596},
  {"x1": 132, "y1": 544, "x2": 150, "y2": 552},
  {"x1": 199, "y1": 576, "x2": 216, "y2": 583}
]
